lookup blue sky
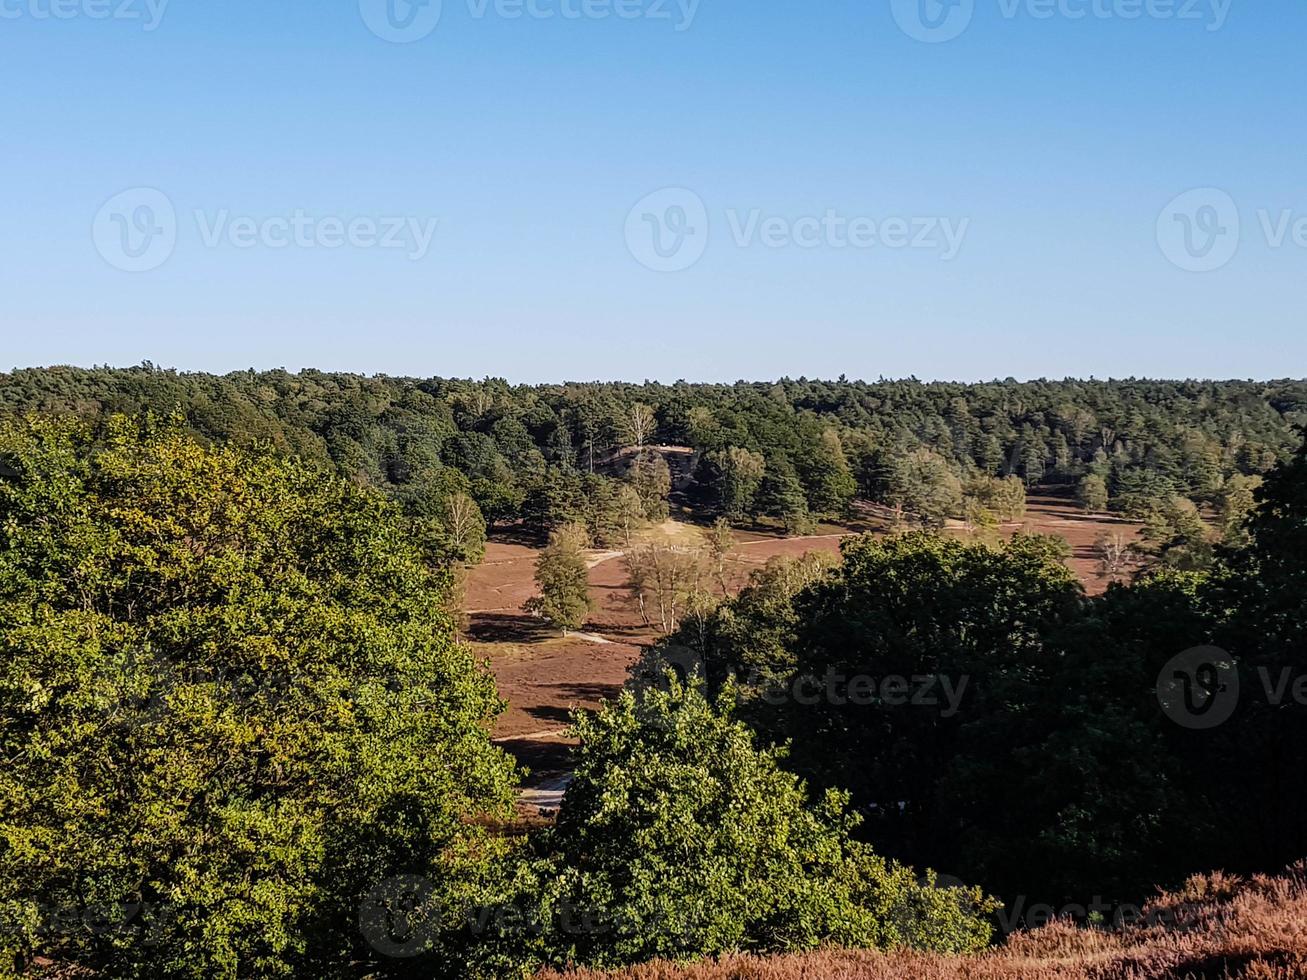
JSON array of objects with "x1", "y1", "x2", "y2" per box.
[{"x1": 1, "y1": 0, "x2": 1303, "y2": 382}]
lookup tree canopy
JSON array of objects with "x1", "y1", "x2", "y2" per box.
[{"x1": 0, "y1": 416, "x2": 519, "y2": 978}]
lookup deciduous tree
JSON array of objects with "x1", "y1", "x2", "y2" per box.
[
  {"x1": 527, "y1": 523, "x2": 594, "y2": 634},
  {"x1": 0, "y1": 416, "x2": 519, "y2": 979}
]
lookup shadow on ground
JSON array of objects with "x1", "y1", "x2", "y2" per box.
[{"x1": 468, "y1": 612, "x2": 551, "y2": 643}]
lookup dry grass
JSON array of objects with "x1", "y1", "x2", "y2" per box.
[{"x1": 540, "y1": 865, "x2": 1307, "y2": 980}]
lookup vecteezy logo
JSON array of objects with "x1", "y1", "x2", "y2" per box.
[
  {"x1": 1156, "y1": 188, "x2": 1240, "y2": 273},
  {"x1": 1156, "y1": 645, "x2": 1240, "y2": 730},
  {"x1": 359, "y1": 0, "x2": 442, "y2": 43},
  {"x1": 890, "y1": 0, "x2": 974, "y2": 43},
  {"x1": 359, "y1": 875, "x2": 440, "y2": 958},
  {"x1": 624, "y1": 188, "x2": 709, "y2": 272},
  {"x1": 630, "y1": 642, "x2": 703, "y2": 700},
  {"x1": 92, "y1": 188, "x2": 176, "y2": 273},
  {"x1": 629, "y1": 643, "x2": 706, "y2": 730},
  {"x1": 645, "y1": 644, "x2": 704, "y2": 694}
]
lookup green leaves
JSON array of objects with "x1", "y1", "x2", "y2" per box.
[
  {"x1": 0, "y1": 416, "x2": 519, "y2": 979},
  {"x1": 509, "y1": 683, "x2": 996, "y2": 972},
  {"x1": 527, "y1": 524, "x2": 594, "y2": 634}
]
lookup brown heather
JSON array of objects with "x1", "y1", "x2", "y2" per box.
[{"x1": 541, "y1": 865, "x2": 1307, "y2": 980}]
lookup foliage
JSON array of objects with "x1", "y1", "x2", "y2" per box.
[
  {"x1": 527, "y1": 523, "x2": 594, "y2": 633},
  {"x1": 872, "y1": 448, "x2": 963, "y2": 527},
  {"x1": 1217, "y1": 473, "x2": 1262, "y2": 547},
  {"x1": 537, "y1": 865, "x2": 1307, "y2": 980},
  {"x1": 1139, "y1": 494, "x2": 1213, "y2": 570},
  {"x1": 0, "y1": 416, "x2": 519, "y2": 979},
  {"x1": 6, "y1": 370, "x2": 1307, "y2": 978},
  {"x1": 1204, "y1": 434, "x2": 1307, "y2": 873},
  {"x1": 1077, "y1": 473, "x2": 1109, "y2": 512},
  {"x1": 666, "y1": 528, "x2": 1236, "y2": 908},
  {"x1": 2, "y1": 368, "x2": 1303, "y2": 542},
  {"x1": 794, "y1": 429, "x2": 857, "y2": 516},
  {"x1": 514, "y1": 684, "x2": 997, "y2": 972},
  {"x1": 627, "y1": 450, "x2": 672, "y2": 523},
  {"x1": 705, "y1": 518, "x2": 735, "y2": 594},
  {"x1": 699, "y1": 448, "x2": 766, "y2": 523},
  {"x1": 627, "y1": 543, "x2": 706, "y2": 634},
  {"x1": 962, "y1": 473, "x2": 1026, "y2": 530}
]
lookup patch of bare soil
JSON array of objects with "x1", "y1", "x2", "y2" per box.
[
  {"x1": 468, "y1": 499, "x2": 1145, "y2": 791},
  {"x1": 986, "y1": 493, "x2": 1145, "y2": 595},
  {"x1": 466, "y1": 541, "x2": 652, "y2": 747}
]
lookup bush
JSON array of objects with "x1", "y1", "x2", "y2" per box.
[{"x1": 494, "y1": 684, "x2": 996, "y2": 974}]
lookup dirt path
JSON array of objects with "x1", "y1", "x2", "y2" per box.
[
  {"x1": 494, "y1": 729, "x2": 568, "y2": 743},
  {"x1": 570, "y1": 631, "x2": 615, "y2": 645},
  {"x1": 737, "y1": 533, "x2": 849, "y2": 547},
  {"x1": 466, "y1": 541, "x2": 652, "y2": 743},
  {"x1": 518, "y1": 773, "x2": 572, "y2": 816}
]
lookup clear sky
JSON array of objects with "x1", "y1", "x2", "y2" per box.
[{"x1": 1, "y1": 0, "x2": 1303, "y2": 382}]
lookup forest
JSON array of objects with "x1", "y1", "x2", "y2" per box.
[
  {"x1": 2, "y1": 366, "x2": 1307, "y2": 978},
  {"x1": 2, "y1": 365, "x2": 1303, "y2": 551}
]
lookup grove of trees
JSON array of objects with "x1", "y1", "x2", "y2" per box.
[
  {"x1": 3, "y1": 367, "x2": 1303, "y2": 550},
  {"x1": 650, "y1": 433, "x2": 1307, "y2": 920},
  {"x1": 0, "y1": 416, "x2": 521, "y2": 978},
  {"x1": 0, "y1": 416, "x2": 992, "y2": 978},
  {"x1": 4, "y1": 367, "x2": 1307, "y2": 977}
]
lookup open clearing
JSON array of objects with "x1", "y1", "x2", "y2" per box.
[{"x1": 466, "y1": 494, "x2": 1143, "y2": 809}]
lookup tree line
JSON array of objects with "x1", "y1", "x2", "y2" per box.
[{"x1": 2, "y1": 367, "x2": 1303, "y2": 560}]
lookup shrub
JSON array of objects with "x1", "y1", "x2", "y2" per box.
[{"x1": 492, "y1": 684, "x2": 996, "y2": 974}]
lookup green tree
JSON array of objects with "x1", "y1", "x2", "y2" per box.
[
  {"x1": 1077, "y1": 473, "x2": 1109, "y2": 513},
  {"x1": 613, "y1": 483, "x2": 648, "y2": 547},
  {"x1": 1141, "y1": 494, "x2": 1212, "y2": 570},
  {"x1": 1217, "y1": 472, "x2": 1262, "y2": 547},
  {"x1": 527, "y1": 523, "x2": 594, "y2": 634},
  {"x1": 515, "y1": 684, "x2": 996, "y2": 972},
  {"x1": 979, "y1": 434, "x2": 1004, "y2": 475},
  {"x1": 796, "y1": 429, "x2": 857, "y2": 516},
  {"x1": 681, "y1": 532, "x2": 1150, "y2": 906},
  {"x1": 1051, "y1": 430, "x2": 1073, "y2": 476},
  {"x1": 628, "y1": 449, "x2": 672, "y2": 523},
  {"x1": 0, "y1": 416, "x2": 519, "y2": 979},
  {"x1": 705, "y1": 517, "x2": 735, "y2": 594},
  {"x1": 990, "y1": 474, "x2": 1027, "y2": 521},
  {"x1": 876, "y1": 448, "x2": 963, "y2": 528},
  {"x1": 1207, "y1": 436, "x2": 1307, "y2": 872},
  {"x1": 963, "y1": 474, "x2": 1025, "y2": 525},
  {"x1": 439, "y1": 489, "x2": 488, "y2": 564},
  {"x1": 578, "y1": 474, "x2": 626, "y2": 547},
  {"x1": 521, "y1": 464, "x2": 585, "y2": 534},
  {"x1": 758, "y1": 462, "x2": 814, "y2": 535},
  {"x1": 659, "y1": 552, "x2": 837, "y2": 717},
  {"x1": 702, "y1": 447, "x2": 766, "y2": 523},
  {"x1": 1113, "y1": 467, "x2": 1176, "y2": 519},
  {"x1": 961, "y1": 494, "x2": 999, "y2": 536},
  {"x1": 1018, "y1": 432, "x2": 1046, "y2": 486}
]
